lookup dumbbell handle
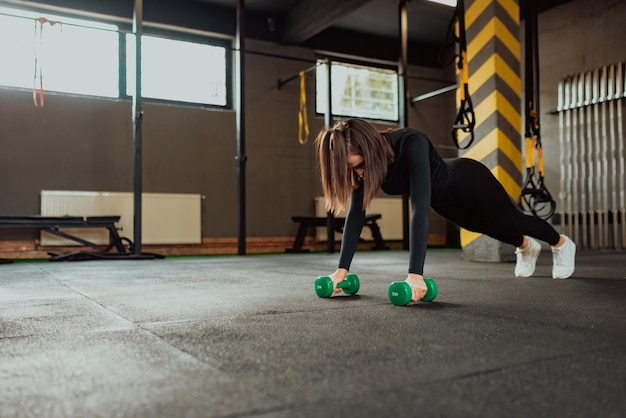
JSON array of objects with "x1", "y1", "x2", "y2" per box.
[
  {"x1": 337, "y1": 273, "x2": 359, "y2": 295},
  {"x1": 336, "y1": 280, "x2": 350, "y2": 290},
  {"x1": 315, "y1": 273, "x2": 360, "y2": 298},
  {"x1": 421, "y1": 278, "x2": 437, "y2": 302},
  {"x1": 388, "y1": 278, "x2": 437, "y2": 306}
]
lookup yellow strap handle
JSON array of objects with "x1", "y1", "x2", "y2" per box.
[
  {"x1": 459, "y1": 51, "x2": 469, "y2": 101},
  {"x1": 298, "y1": 71, "x2": 309, "y2": 145},
  {"x1": 537, "y1": 142, "x2": 544, "y2": 177},
  {"x1": 525, "y1": 137, "x2": 535, "y2": 169},
  {"x1": 525, "y1": 106, "x2": 543, "y2": 172},
  {"x1": 524, "y1": 136, "x2": 545, "y2": 177}
]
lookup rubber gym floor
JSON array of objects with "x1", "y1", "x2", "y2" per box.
[{"x1": 1, "y1": 248, "x2": 624, "y2": 418}]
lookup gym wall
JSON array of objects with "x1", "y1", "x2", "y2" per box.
[
  {"x1": 535, "y1": 0, "x2": 626, "y2": 201},
  {"x1": 0, "y1": 34, "x2": 453, "y2": 245},
  {"x1": 1, "y1": 0, "x2": 624, "y2": 252}
]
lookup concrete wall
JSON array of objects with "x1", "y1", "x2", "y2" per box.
[
  {"x1": 0, "y1": 35, "x2": 454, "y2": 242},
  {"x1": 1, "y1": 0, "x2": 623, "y2": 246},
  {"x1": 537, "y1": 0, "x2": 626, "y2": 199}
]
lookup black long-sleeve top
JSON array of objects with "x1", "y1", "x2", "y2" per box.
[{"x1": 338, "y1": 128, "x2": 454, "y2": 275}]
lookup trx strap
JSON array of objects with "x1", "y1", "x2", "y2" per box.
[
  {"x1": 33, "y1": 18, "x2": 46, "y2": 108},
  {"x1": 33, "y1": 17, "x2": 62, "y2": 108},
  {"x1": 297, "y1": 71, "x2": 309, "y2": 145},
  {"x1": 451, "y1": 0, "x2": 475, "y2": 149},
  {"x1": 517, "y1": 0, "x2": 555, "y2": 220},
  {"x1": 519, "y1": 102, "x2": 555, "y2": 219}
]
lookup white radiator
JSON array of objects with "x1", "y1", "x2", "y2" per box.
[
  {"x1": 40, "y1": 190, "x2": 202, "y2": 246},
  {"x1": 314, "y1": 196, "x2": 405, "y2": 241}
]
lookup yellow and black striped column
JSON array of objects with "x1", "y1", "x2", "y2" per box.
[{"x1": 459, "y1": 0, "x2": 523, "y2": 261}]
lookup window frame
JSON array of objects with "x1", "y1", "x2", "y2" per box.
[
  {"x1": 0, "y1": 5, "x2": 122, "y2": 99},
  {"x1": 119, "y1": 26, "x2": 232, "y2": 110},
  {"x1": 315, "y1": 55, "x2": 400, "y2": 123},
  {"x1": 0, "y1": 4, "x2": 232, "y2": 110}
]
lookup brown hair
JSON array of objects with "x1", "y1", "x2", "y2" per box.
[{"x1": 314, "y1": 118, "x2": 394, "y2": 213}]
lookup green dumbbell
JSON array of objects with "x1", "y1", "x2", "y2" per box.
[
  {"x1": 388, "y1": 278, "x2": 438, "y2": 306},
  {"x1": 315, "y1": 273, "x2": 360, "y2": 298}
]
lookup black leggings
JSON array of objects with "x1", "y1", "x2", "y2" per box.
[{"x1": 431, "y1": 158, "x2": 560, "y2": 247}]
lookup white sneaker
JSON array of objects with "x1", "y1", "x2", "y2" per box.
[
  {"x1": 552, "y1": 235, "x2": 576, "y2": 279},
  {"x1": 514, "y1": 237, "x2": 542, "y2": 277}
]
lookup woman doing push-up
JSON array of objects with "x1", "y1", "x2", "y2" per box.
[{"x1": 315, "y1": 118, "x2": 576, "y2": 301}]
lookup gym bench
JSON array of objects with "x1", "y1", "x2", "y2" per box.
[
  {"x1": 0, "y1": 215, "x2": 137, "y2": 263},
  {"x1": 286, "y1": 214, "x2": 389, "y2": 253}
]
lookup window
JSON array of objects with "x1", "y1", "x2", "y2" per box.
[
  {"x1": 0, "y1": 5, "x2": 229, "y2": 107},
  {"x1": 316, "y1": 60, "x2": 399, "y2": 121},
  {"x1": 126, "y1": 35, "x2": 228, "y2": 106},
  {"x1": 0, "y1": 6, "x2": 119, "y2": 97}
]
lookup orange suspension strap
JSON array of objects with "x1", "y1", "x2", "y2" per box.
[
  {"x1": 33, "y1": 18, "x2": 46, "y2": 108},
  {"x1": 298, "y1": 70, "x2": 309, "y2": 145},
  {"x1": 33, "y1": 17, "x2": 62, "y2": 108}
]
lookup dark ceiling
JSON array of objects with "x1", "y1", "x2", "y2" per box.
[
  {"x1": 30, "y1": 0, "x2": 573, "y2": 67},
  {"x1": 188, "y1": 0, "x2": 574, "y2": 67}
]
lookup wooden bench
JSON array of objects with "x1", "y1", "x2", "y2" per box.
[{"x1": 286, "y1": 213, "x2": 389, "y2": 253}]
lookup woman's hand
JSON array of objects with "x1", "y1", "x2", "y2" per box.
[
  {"x1": 329, "y1": 268, "x2": 349, "y2": 295},
  {"x1": 405, "y1": 273, "x2": 427, "y2": 301}
]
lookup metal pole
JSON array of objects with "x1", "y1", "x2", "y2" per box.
[
  {"x1": 564, "y1": 77, "x2": 573, "y2": 239},
  {"x1": 577, "y1": 72, "x2": 587, "y2": 249},
  {"x1": 132, "y1": 0, "x2": 143, "y2": 256},
  {"x1": 235, "y1": 0, "x2": 247, "y2": 255},
  {"x1": 600, "y1": 66, "x2": 609, "y2": 248},
  {"x1": 592, "y1": 68, "x2": 604, "y2": 248},
  {"x1": 399, "y1": 0, "x2": 410, "y2": 251},
  {"x1": 277, "y1": 63, "x2": 319, "y2": 90},
  {"x1": 411, "y1": 84, "x2": 457, "y2": 103},
  {"x1": 557, "y1": 78, "x2": 566, "y2": 235},
  {"x1": 325, "y1": 60, "x2": 335, "y2": 253},
  {"x1": 616, "y1": 62, "x2": 625, "y2": 248},
  {"x1": 531, "y1": 0, "x2": 540, "y2": 126},
  {"x1": 608, "y1": 63, "x2": 619, "y2": 248},
  {"x1": 584, "y1": 71, "x2": 596, "y2": 248},
  {"x1": 570, "y1": 75, "x2": 580, "y2": 245}
]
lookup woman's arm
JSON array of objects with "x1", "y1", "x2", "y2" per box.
[
  {"x1": 398, "y1": 133, "x2": 433, "y2": 301},
  {"x1": 337, "y1": 185, "x2": 366, "y2": 271},
  {"x1": 407, "y1": 134, "x2": 433, "y2": 276}
]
